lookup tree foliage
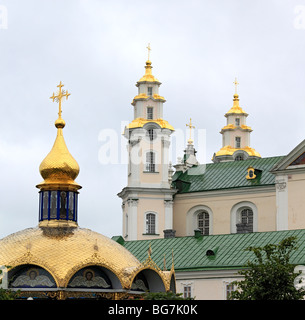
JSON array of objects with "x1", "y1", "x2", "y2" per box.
[
  {"x1": 229, "y1": 236, "x2": 305, "y2": 300},
  {"x1": 140, "y1": 291, "x2": 194, "y2": 300},
  {"x1": 0, "y1": 267, "x2": 18, "y2": 300}
]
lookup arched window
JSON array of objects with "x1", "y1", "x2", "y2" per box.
[
  {"x1": 231, "y1": 202, "x2": 257, "y2": 234},
  {"x1": 186, "y1": 205, "x2": 213, "y2": 236},
  {"x1": 237, "y1": 208, "x2": 253, "y2": 233},
  {"x1": 197, "y1": 211, "x2": 209, "y2": 235},
  {"x1": 146, "y1": 213, "x2": 156, "y2": 234}
]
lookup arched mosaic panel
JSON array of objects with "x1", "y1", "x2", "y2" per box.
[
  {"x1": 9, "y1": 265, "x2": 56, "y2": 288},
  {"x1": 67, "y1": 266, "x2": 112, "y2": 289}
]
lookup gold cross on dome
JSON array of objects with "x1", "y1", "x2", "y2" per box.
[
  {"x1": 146, "y1": 43, "x2": 151, "y2": 60},
  {"x1": 233, "y1": 77, "x2": 239, "y2": 95},
  {"x1": 50, "y1": 81, "x2": 71, "y2": 118},
  {"x1": 186, "y1": 118, "x2": 195, "y2": 144}
]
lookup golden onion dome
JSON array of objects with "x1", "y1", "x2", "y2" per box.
[
  {"x1": 37, "y1": 121, "x2": 80, "y2": 190},
  {"x1": 0, "y1": 227, "x2": 143, "y2": 288},
  {"x1": 36, "y1": 82, "x2": 81, "y2": 192}
]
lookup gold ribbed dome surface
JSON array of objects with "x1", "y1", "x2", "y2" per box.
[
  {"x1": 0, "y1": 227, "x2": 142, "y2": 288},
  {"x1": 38, "y1": 126, "x2": 80, "y2": 189}
]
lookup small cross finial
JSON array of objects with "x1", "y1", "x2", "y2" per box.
[
  {"x1": 233, "y1": 77, "x2": 239, "y2": 95},
  {"x1": 50, "y1": 81, "x2": 71, "y2": 119},
  {"x1": 146, "y1": 43, "x2": 151, "y2": 60},
  {"x1": 186, "y1": 118, "x2": 195, "y2": 144}
]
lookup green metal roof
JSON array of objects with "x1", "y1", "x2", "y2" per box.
[
  {"x1": 172, "y1": 156, "x2": 284, "y2": 193},
  {"x1": 114, "y1": 229, "x2": 305, "y2": 271}
]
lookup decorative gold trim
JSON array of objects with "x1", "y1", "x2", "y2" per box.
[
  {"x1": 126, "y1": 118, "x2": 174, "y2": 131},
  {"x1": 246, "y1": 166, "x2": 257, "y2": 180},
  {"x1": 38, "y1": 220, "x2": 78, "y2": 228}
]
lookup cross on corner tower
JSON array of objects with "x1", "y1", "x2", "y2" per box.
[{"x1": 118, "y1": 45, "x2": 176, "y2": 241}]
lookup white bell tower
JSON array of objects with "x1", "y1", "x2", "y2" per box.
[{"x1": 118, "y1": 45, "x2": 176, "y2": 241}]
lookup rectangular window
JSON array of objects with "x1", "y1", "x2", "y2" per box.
[
  {"x1": 226, "y1": 283, "x2": 234, "y2": 300},
  {"x1": 146, "y1": 213, "x2": 156, "y2": 234},
  {"x1": 68, "y1": 192, "x2": 74, "y2": 220},
  {"x1": 147, "y1": 107, "x2": 153, "y2": 120},
  {"x1": 235, "y1": 118, "x2": 240, "y2": 126},
  {"x1": 198, "y1": 212, "x2": 209, "y2": 235},
  {"x1": 183, "y1": 286, "x2": 192, "y2": 299},
  {"x1": 50, "y1": 191, "x2": 57, "y2": 219},
  {"x1": 235, "y1": 137, "x2": 241, "y2": 148},
  {"x1": 147, "y1": 129, "x2": 155, "y2": 141},
  {"x1": 147, "y1": 87, "x2": 153, "y2": 96},
  {"x1": 146, "y1": 151, "x2": 155, "y2": 172},
  {"x1": 42, "y1": 191, "x2": 49, "y2": 220}
]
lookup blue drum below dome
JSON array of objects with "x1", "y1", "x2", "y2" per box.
[{"x1": 39, "y1": 190, "x2": 78, "y2": 223}]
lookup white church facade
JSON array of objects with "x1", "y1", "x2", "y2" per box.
[{"x1": 116, "y1": 52, "x2": 305, "y2": 300}]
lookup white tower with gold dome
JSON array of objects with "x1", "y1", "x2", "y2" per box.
[
  {"x1": 118, "y1": 45, "x2": 176, "y2": 241},
  {"x1": 212, "y1": 79, "x2": 261, "y2": 162}
]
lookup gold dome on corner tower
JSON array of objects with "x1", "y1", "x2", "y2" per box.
[
  {"x1": 212, "y1": 78, "x2": 261, "y2": 163},
  {"x1": 36, "y1": 81, "x2": 81, "y2": 192}
]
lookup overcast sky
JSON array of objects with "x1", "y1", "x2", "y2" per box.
[{"x1": 1, "y1": 0, "x2": 305, "y2": 240}]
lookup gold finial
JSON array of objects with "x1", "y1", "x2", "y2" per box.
[
  {"x1": 233, "y1": 77, "x2": 239, "y2": 95},
  {"x1": 163, "y1": 254, "x2": 167, "y2": 271},
  {"x1": 148, "y1": 242, "x2": 152, "y2": 258},
  {"x1": 146, "y1": 43, "x2": 151, "y2": 61},
  {"x1": 50, "y1": 81, "x2": 71, "y2": 126},
  {"x1": 186, "y1": 118, "x2": 195, "y2": 144}
]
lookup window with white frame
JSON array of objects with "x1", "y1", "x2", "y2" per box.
[
  {"x1": 183, "y1": 286, "x2": 192, "y2": 299},
  {"x1": 197, "y1": 211, "x2": 209, "y2": 235},
  {"x1": 145, "y1": 151, "x2": 156, "y2": 172},
  {"x1": 237, "y1": 208, "x2": 253, "y2": 233},
  {"x1": 147, "y1": 107, "x2": 153, "y2": 120},
  {"x1": 235, "y1": 118, "x2": 240, "y2": 126},
  {"x1": 231, "y1": 202, "x2": 257, "y2": 234},
  {"x1": 235, "y1": 155, "x2": 244, "y2": 161},
  {"x1": 235, "y1": 137, "x2": 241, "y2": 148},
  {"x1": 186, "y1": 205, "x2": 213, "y2": 236},
  {"x1": 146, "y1": 213, "x2": 156, "y2": 234},
  {"x1": 147, "y1": 87, "x2": 153, "y2": 96},
  {"x1": 226, "y1": 283, "x2": 234, "y2": 300},
  {"x1": 146, "y1": 128, "x2": 156, "y2": 141}
]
